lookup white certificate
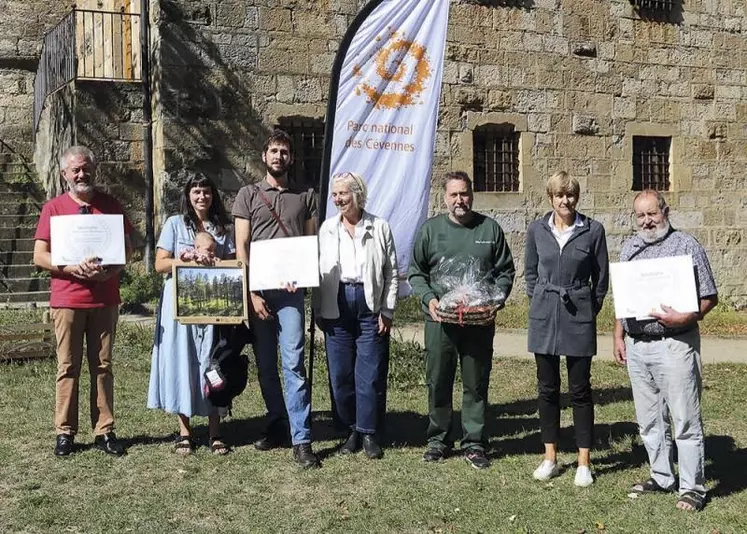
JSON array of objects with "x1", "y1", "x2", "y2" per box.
[
  {"x1": 50, "y1": 214, "x2": 126, "y2": 266},
  {"x1": 610, "y1": 254, "x2": 699, "y2": 319},
  {"x1": 249, "y1": 235, "x2": 319, "y2": 290}
]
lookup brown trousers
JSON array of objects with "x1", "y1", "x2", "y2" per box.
[{"x1": 52, "y1": 306, "x2": 119, "y2": 436}]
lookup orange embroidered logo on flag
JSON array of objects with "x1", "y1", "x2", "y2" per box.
[{"x1": 353, "y1": 29, "x2": 432, "y2": 110}]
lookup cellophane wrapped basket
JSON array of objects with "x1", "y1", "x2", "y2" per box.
[{"x1": 431, "y1": 256, "x2": 506, "y2": 326}]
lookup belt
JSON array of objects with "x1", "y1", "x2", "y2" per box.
[
  {"x1": 541, "y1": 281, "x2": 585, "y2": 304},
  {"x1": 340, "y1": 281, "x2": 364, "y2": 286},
  {"x1": 627, "y1": 333, "x2": 666, "y2": 342},
  {"x1": 627, "y1": 328, "x2": 694, "y2": 342}
]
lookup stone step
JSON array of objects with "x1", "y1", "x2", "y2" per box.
[
  {"x1": 0, "y1": 227, "x2": 36, "y2": 239},
  {"x1": 0, "y1": 250, "x2": 33, "y2": 264},
  {"x1": 0, "y1": 201, "x2": 41, "y2": 216},
  {"x1": 0, "y1": 162, "x2": 31, "y2": 172},
  {"x1": 0, "y1": 153, "x2": 27, "y2": 163},
  {"x1": 0, "y1": 213, "x2": 39, "y2": 228},
  {"x1": 0, "y1": 277, "x2": 50, "y2": 293},
  {"x1": 0, "y1": 264, "x2": 38, "y2": 278},
  {"x1": 0, "y1": 290, "x2": 51, "y2": 304},
  {"x1": 0, "y1": 238, "x2": 36, "y2": 252}
]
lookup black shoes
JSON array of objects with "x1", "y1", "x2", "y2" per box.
[
  {"x1": 54, "y1": 434, "x2": 74, "y2": 457},
  {"x1": 254, "y1": 423, "x2": 290, "y2": 451},
  {"x1": 292, "y1": 443, "x2": 320, "y2": 469},
  {"x1": 361, "y1": 434, "x2": 383, "y2": 460},
  {"x1": 338, "y1": 430, "x2": 360, "y2": 455},
  {"x1": 463, "y1": 448, "x2": 490, "y2": 470},
  {"x1": 422, "y1": 447, "x2": 448, "y2": 462},
  {"x1": 94, "y1": 432, "x2": 125, "y2": 456}
]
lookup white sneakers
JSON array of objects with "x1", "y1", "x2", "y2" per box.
[
  {"x1": 574, "y1": 465, "x2": 594, "y2": 487},
  {"x1": 533, "y1": 459, "x2": 560, "y2": 481},
  {"x1": 533, "y1": 459, "x2": 594, "y2": 486}
]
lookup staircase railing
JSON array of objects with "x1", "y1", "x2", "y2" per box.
[{"x1": 33, "y1": 7, "x2": 143, "y2": 137}]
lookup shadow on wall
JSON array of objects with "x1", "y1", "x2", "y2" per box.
[
  {"x1": 33, "y1": 83, "x2": 75, "y2": 198},
  {"x1": 156, "y1": 0, "x2": 271, "y2": 216},
  {"x1": 74, "y1": 81, "x2": 148, "y2": 246}
]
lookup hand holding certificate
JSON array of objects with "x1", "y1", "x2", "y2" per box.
[
  {"x1": 50, "y1": 214, "x2": 126, "y2": 266},
  {"x1": 609, "y1": 255, "x2": 699, "y2": 319}
]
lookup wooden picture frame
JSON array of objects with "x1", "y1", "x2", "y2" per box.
[{"x1": 172, "y1": 260, "x2": 248, "y2": 324}]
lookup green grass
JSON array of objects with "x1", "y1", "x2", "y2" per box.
[
  {"x1": 1, "y1": 323, "x2": 746, "y2": 533},
  {"x1": 396, "y1": 296, "x2": 747, "y2": 337}
]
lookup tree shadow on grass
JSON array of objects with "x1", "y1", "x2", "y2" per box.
[
  {"x1": 491, "y1": 386, "x2": 634, "y2": 417},
  {"x1": 705, "y1": 435, "x2": 747, "y2": 498}
]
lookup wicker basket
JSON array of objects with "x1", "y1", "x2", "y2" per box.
[{"x1": 435, "y1": 303, "x2": 499, "y2": 326}]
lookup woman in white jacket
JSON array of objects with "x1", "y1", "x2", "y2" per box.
[{"x1": 314, "y1": 172, "x2": 398, "y2": 459}]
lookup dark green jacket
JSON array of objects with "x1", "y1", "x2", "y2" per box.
[{"x1": 408, "y1": 213, "x2": 515, "y2": 316}]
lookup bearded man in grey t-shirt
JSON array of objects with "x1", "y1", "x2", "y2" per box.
[{"x1": 232, "y1": 129, "x2": 319, "y2": 469}]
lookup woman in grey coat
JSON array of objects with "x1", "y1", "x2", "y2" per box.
[{"x1": 524, "y1": 171, "x2": 609, "y2": 487}]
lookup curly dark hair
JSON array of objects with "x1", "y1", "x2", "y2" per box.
[
  {"x1": 262, "y1": 129, "x2": 293, "y2": 154},
  {"x1": 180, "y1": 173, "x2": 230, "y2": 236}
]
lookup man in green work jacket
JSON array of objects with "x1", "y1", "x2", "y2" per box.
[{"x1": 408, "y1": 171, "x2": 515, "y2": 469}]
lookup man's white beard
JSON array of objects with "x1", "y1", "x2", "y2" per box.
[
  {"x1": 637, "y1": 220, "x2": 670, "y2": 243},
  {"x1": 71, "y1": 182, "x2": 94, "y2": 195}
]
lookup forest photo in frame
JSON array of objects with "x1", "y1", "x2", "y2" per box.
[{"x1": 173, "y1": 260, "x2": 248, "y2": 324}]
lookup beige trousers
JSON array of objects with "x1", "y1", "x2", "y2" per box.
[{"x1": 52, "y1": 306, "x2": 119, "y2": 436}]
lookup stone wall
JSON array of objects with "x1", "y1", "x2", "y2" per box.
[
  {"x1": 76, "y1": 81, "x2": 147, "y2": 243},
  {"x1": 33, "y1": 80, "x2": 147, "y2": 244},
  {"x1": 151, "y1": 0, "x2": 747, "y2": 303},
  {"x1": 0, "y1": 1, "x2": 70, "y2": 157}
]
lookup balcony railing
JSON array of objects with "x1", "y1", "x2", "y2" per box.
[{"x1": 33, "y1": 7, "x2": 142, "y2": 136}]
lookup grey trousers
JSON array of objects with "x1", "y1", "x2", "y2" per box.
[{"x1": 625, "y1": 328, "x2": 706, "y2": 497}]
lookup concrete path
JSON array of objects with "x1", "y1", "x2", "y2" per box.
[
  {"x1": 392, "y1": 324, "x2": 747, "y2": 365},
  {"x1": 119, "y1": 314, "x2": 746, "y2": 364}
]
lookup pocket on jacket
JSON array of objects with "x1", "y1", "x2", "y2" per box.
[
  {"x1": 572, "y1": 244, "x2": 591, "y2": 261},
  {"x1": 529, "y1": 288, "x2": 552, "y2": 320},
  {"x1": 568, "y1": 291, "x2": 594, "y2": 323}
]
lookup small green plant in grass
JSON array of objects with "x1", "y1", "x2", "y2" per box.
[
  {"x1": 119, "y1": 267, "x2": 163, "y2": 310},
  {"x1": 388, "y1": 336, "x2": 426, "y2": 389}
]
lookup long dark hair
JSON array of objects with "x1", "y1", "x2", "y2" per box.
[{"x1": 181, "y1": 174, "x2": 230, "y2": 236}]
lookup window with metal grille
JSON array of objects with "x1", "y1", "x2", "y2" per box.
[
  {"x1": 473, "y1": 124, "x2": 520, "y2": 192},
  {"x1": 276, "y1": 117, "x2": 325, "y2": 191},
  {"x1": 629, "y1": 0, "x2": 676, "y2": 16},
  {"x1": 632, "y1": 136, "x2": 671, "y2": 191}
]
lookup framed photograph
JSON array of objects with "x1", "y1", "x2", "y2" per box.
[{"x1": 172, "y1": 260, "x2": 248, "y2": 324}]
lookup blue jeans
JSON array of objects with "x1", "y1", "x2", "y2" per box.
[
  {"x1": 250, "y1": 289, "x2": 311, "y2": 445},
  {"x1": 323, "y1": 283, "x2": 389, "y2": 435}
]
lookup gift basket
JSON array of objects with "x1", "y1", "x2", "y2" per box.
[{"x1": 432, "y1": 256, "x2": 506, "y2": 326}]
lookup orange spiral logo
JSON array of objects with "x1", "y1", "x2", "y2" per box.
[{"x1": 353, "y1": 30, "x2": 432, "y2": 110}]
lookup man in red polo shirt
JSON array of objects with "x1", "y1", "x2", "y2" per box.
[{"x1": 33, "y1": 146, "x2": 133, "y2": 457}]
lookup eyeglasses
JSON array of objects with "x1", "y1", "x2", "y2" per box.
[{"x1": 79, "y1": 205, "x2": 92, "y2": 214}]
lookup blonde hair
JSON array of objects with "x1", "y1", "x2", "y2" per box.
[
  {"x1": 331, "y1": 171, "x2": 368, "y2": 210},
  {"x1": 546, "y1": 171, "x2": 580, "y2": 198}
]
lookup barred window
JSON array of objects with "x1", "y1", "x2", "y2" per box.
[
  {"x1": 276, "y1": 117, "x2": 325, "y2": 191},
  {"x1": 632, "y1": 136, "x2": 671, "y2": 191},
  {"x1": 473, "y1": 124, "x2": 520, "y2": 192},
  {"x1": 629, "y1": 0, "x2": 677, "y2": 19}
]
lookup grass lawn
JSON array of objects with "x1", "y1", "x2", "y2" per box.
[{"x1": 1, "y1": 322, "x2": 746, "y2": 533}]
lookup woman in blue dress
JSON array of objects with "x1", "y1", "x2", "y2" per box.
[{"x1": 148, "y1": 174, "x2": 235, "y2": 455}]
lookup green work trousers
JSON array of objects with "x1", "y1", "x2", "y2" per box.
[{"x1": 424, "y1": 320, "x2": 495, "y2": 451}]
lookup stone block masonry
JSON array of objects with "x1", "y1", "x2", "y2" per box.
[{"x1": 6, "y1": 0, "x2": 747, "y2": 302}]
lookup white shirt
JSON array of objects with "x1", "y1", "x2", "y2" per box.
[
  {"x1": 338, "y1": 217, "x2": 366, "y2": 283},
  {"x1": 548, "y1": 212, "x2": 583, "y2": 251}
]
